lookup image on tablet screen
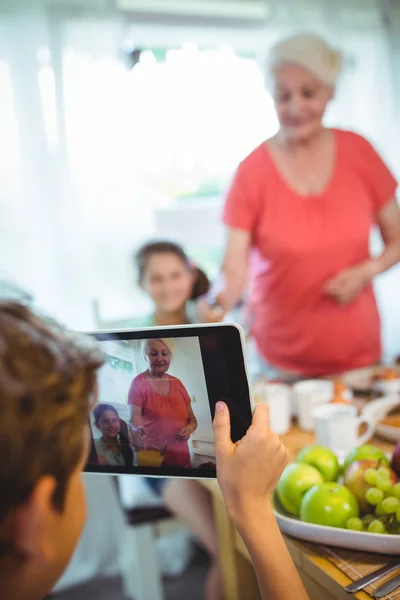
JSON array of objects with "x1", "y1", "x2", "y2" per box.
[{"x1": 89, "y1": 336, "x2": 216, "y2": 471}]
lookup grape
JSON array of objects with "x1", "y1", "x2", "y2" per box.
[
  {"x1": 368, "y1": 520, "x2": 386, "y2": 534},
  {"x1": 377, "y1": 478, "x2": 392, "y2": 493},
  {"x1": 362, "y1": 514, "x2": 375, "y2": 526},
  {"x1": 346, "y1": 517, "x2": 363, "y2": 531},
  {"x1": 377, "y1": 466, "x2": 391, "y2": 477},
  {"x1": 364, "y1": 468, "x2": 378, "y2": 486},
  {"x1": 392, "y1": 483, "x2": 400, "y2": 500},
  {"x1": 365, "y1": 487, "x2": 384, "y2": 505},
  {"x1": 381, "y1": 497, "x2": 400, "y2": 514},
  {"x1": 396, "y1": 507, "x2": 400, "y2": 522},
  {"x1": 388, "y1": 518, "x2": 400, "y2": 535},
  {"x1": 375, "y1": 502, "x2": 386, "y2": 517}
]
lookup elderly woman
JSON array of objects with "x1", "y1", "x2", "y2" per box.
[
  {"x1": 201, "y1": 33, "x2": 400, "y2": 379},
  {"x1": 129, "y1": 338, "x2": 197, "y2": 467}
]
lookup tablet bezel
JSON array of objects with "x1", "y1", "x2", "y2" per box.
[{"x1": 84, "y1": 323, "x2": 253, "y2": 479}]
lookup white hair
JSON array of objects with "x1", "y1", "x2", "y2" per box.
[
  {"x1": 141, "y1": 338, "x2": 175, "y2": 359},
  {"x1": 268, "y1": 33, "x2": 343, "y2": 88}
]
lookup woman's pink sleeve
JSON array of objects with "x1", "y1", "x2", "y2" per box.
[
  {"x1": 176, "y1": 379, "x2": 191, "y2": 408},
  {"x1": 128, "y1": 377, "x2": 144, "y2": 407},
  {"x1": 222, "y1": 159, "x2": 260, "y2": 232}
]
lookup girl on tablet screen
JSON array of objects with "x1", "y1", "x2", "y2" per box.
[{"x1": 94, "y1": 403, "x2": 133, "y2": 467}]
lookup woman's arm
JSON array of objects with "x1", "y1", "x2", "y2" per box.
[
  {"x1": 370, "y1": 198, "x2": 400, "y2": 275},
  {"x1": 213, "y1": 402, "x2": 309, "y2": 600},
  {"x1": 325, "y1": 198, "x2": 400, "y2": 304},
  {"x1": 179, "y1": 405, "x2": 198, "y2": 438},
  {"x1": 198, "y1": 227, "x2": 251, "y2": 322},
  {"x1": 131, "y1": 405, "x2": 143, "y2": 428},
  {"x1": 130, "y1": 405, "x2": 146, "y2": 447}
]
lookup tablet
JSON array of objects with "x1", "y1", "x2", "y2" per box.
[{"x1": 84, "y1": 323, "x2": 253, "y2": 479}]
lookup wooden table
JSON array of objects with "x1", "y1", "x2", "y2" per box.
[{"x1": 201, "y1": 426, "x2": 395, "y2": 600}]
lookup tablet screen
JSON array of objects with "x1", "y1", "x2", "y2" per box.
[{"x1": 85, "y1": 325, "x2": 252, "y2": 478}]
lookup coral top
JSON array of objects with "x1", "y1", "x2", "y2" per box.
[
  {"x1": 128, "y1": 373, "x2": 192, "y2": 467},
  {"x1": 222, "y1": 130, "x2": 397, "y2": 376}
]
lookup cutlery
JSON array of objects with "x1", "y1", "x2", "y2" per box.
[
  {"x1": 374, "y1": 572, "x2": 400, "y2": 598},
  {"x1": 345, "y1": 560, "x2": 400, "y2": 593}
]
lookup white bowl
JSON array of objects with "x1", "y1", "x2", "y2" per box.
[
  {"x1": 362, "y1": 394, "x2": 400, "y2": 443},
  {"x1": 274, "y1": 507, "x2": 400, "y2": 555}
]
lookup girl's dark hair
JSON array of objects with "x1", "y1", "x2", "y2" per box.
[
  {"x1": 94, "y1": 403, "x2": 133, "y2": 467},
  {"x1": 134, "y1": 241, "x2": 210, "y2": 300}
]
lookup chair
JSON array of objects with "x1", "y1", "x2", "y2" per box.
[
  {"x1": 121, "y1": 504, "x2": 172, "y2": 600},
  {"x1": 115, "y1": 422, "x2": 171, "y2": 600}
]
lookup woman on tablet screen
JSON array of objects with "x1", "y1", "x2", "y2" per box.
[{"x1": 128, "y1": 338, "x2": 197, "y2": 468}]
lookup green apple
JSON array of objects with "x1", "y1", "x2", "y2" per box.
[
  {"x1": 276, "y1": 463, "x2": 323, "y2": 516},
  {"x1": 300, "y1": 483, "x2": 359, "y2": 528},
  {"x1": 344, "y1": 445, "x2": 389, "y2": 472},
  {"x1": 296, "y1": 445, "x2": 339, "y2": 482}
]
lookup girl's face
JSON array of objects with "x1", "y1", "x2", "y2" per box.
[
  {"x1": 141, "y1": 252, "x2": 193, "y2": 314},
  {"x1": 272, "y1": 64, "x2": 332, "y2": 143},
  {"x1": 97, "y1": 410, "x2": 120, "y2": 439},
  {"x1": 145, "y1": 340, "x2": 171, "y2": 375}
]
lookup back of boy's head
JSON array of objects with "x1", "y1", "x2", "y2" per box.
[
  {"x1": 134, "y1": 240, "x2": 210, "y2": 299},
  {"x1": 0, "y1": 302, "x2": 104, "y2": 556}
]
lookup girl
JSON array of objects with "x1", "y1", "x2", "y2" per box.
[
  {"x1": 94, "y1": 403, "x2": 133, "y2": 467},
  {"x1": 135, "y1": 241, "x2": 209, "y2": 326},
  {"x1": 133, "y1": 241, "x2": 223, "y2": 600}
]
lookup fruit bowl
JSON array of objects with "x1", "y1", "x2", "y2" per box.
[{"x1": 273, "y1": 494, "x2": 400, "y2": 555}]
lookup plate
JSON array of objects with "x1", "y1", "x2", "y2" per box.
[
  {"x1": 273, "y1": 496, "x2": 400, "y2": 555},
  {"x1": 341, "y1": 367, "x2": 378, "y2": 392},
  {"x1": 341, "y1": 366, "x2": 400, "y2": 394},
  {"x1": 362, "y1": 395, "x2": 400, "y2": 443}
]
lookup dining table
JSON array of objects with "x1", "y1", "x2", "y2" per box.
[{"x1": 200, "y1": 424, "x2": 397, "y2": 600}]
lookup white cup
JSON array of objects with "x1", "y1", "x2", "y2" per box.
[
  {"x1": 254, "y1": 382, "x2": 291, "y2": 435},
  {"x1": 312, "y1": 404, "x2": 375, "y2": 456},
  {"x1": 293, "y1": 380, "x2": 333, "y2": 431}
]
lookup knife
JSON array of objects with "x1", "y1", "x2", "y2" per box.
[
  {"x1": 374, "y1": 572, "x2": 400, "y2": 598},
  {"x1": 345, "y1": 560, "x2": 400, "y2": 593}
]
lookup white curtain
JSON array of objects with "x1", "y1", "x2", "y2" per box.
[{"x1": 0, "y1": 1, "x2": 399, "y2": 358}]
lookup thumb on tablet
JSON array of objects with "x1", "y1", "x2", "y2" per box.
[
  {"x1": 251, "y1": 403, "x2": 270, "y2": 433},
  {"x1": 213, "y1": 401, "x2": 233, "y2": 456}
]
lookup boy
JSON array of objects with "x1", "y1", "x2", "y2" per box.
[{"x1": 0, "y1": 302, "x2": 308, "y2": 600}]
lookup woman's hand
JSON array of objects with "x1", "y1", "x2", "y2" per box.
[
  {"x1": 324, "y1": 262, "x2": 375, "y2": 305},
  {"x1": 196, "y1": 295, "x2": 225, "y2": 323},
  {"x1": 177, "y1": 423, "x2": 196, "y2": 441},
  {"x1": 213, "y1": 402, "x2": 289, "y2": 527},
  {"x1": 130, "y1": 425, "x2": 146, "y2": 448}
]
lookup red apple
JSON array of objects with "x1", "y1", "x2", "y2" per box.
[
  {"x1": 392, "y1": 442, "x2": 400, "y2": 477},
  {"x1": 344, "y1": 460, "x2": 398, "y2": 514}
]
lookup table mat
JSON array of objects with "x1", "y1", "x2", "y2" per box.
[{"x1": 304, "y1": 542, "x2": 400, "y2": 599}]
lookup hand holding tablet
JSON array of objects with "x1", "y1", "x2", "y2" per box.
[{"x1": 213, "y1": 401, "x2": 289, "y2": 525}]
